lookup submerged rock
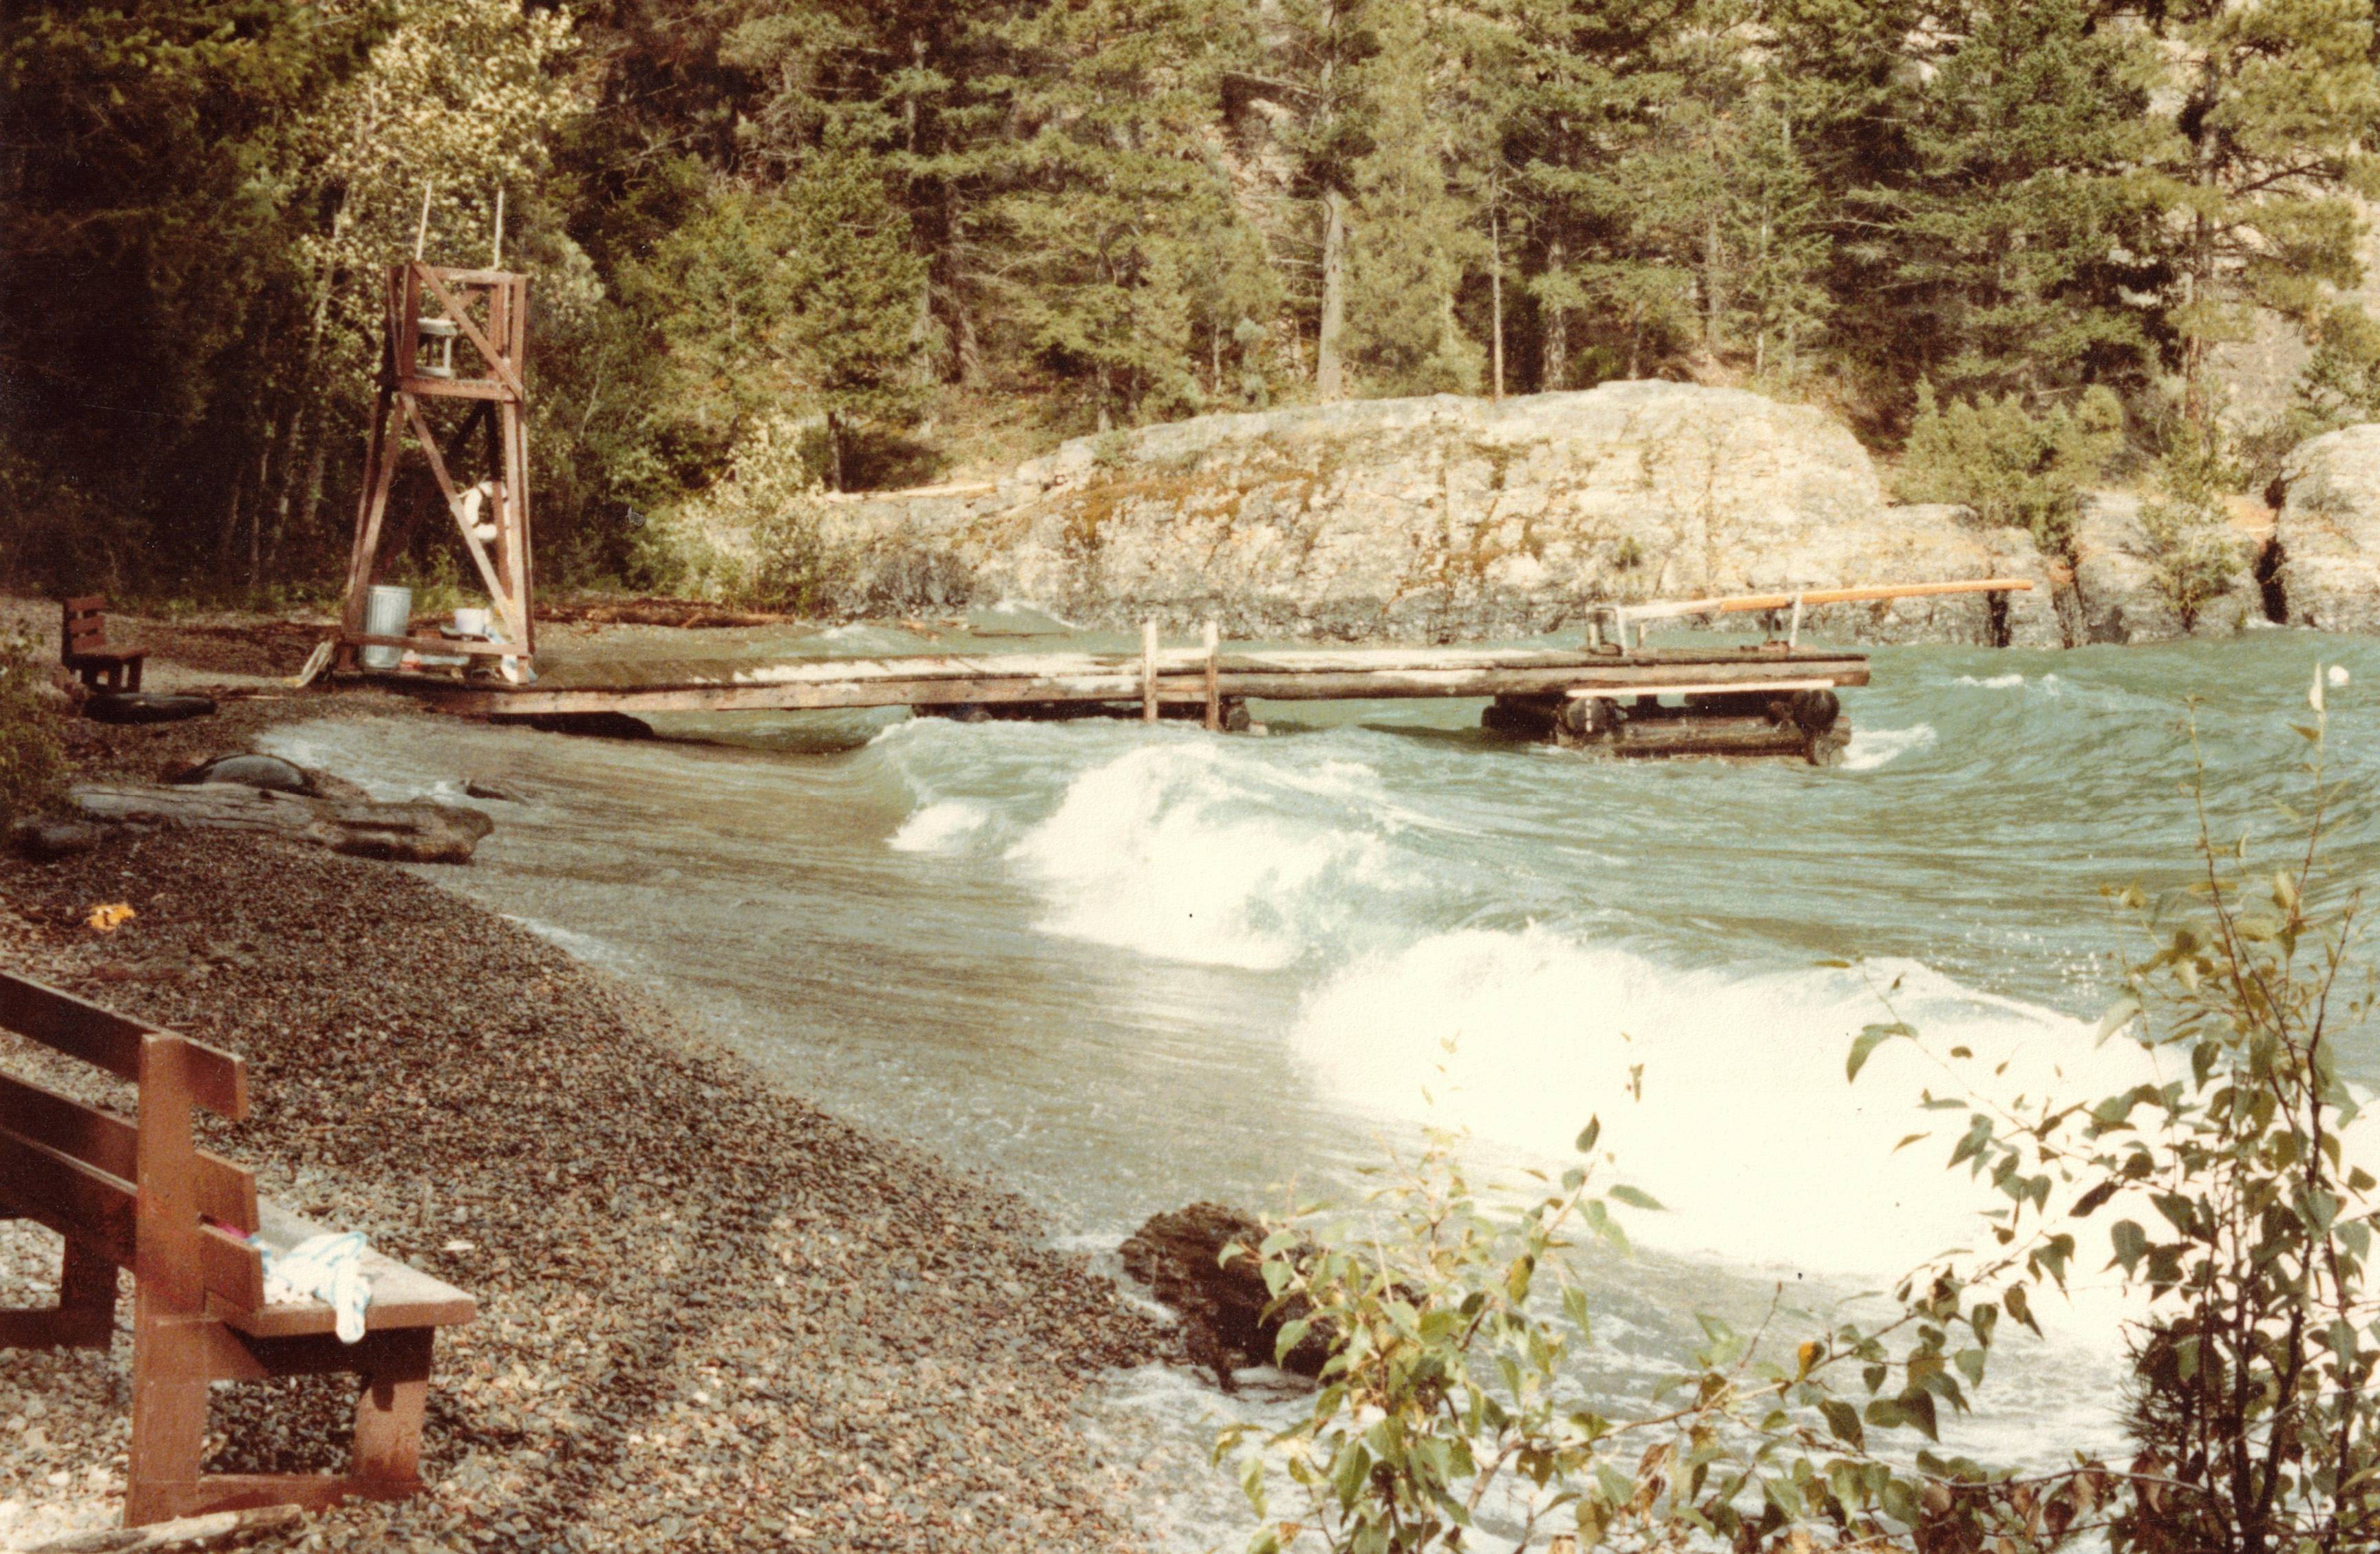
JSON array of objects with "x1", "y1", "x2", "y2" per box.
[
  {"x1": 2275, "y1": 425, "x2": 2380, "y2": 633},
  {"x1": 1120, "y1": 1202, "x2": 1330, "y2": 1389},
  {"x1": 812, "y1": 385, "x2": 2066, "y2": 646}
]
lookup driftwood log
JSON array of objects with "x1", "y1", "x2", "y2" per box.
[
  {"x1": 22, "y1": 1505, "x2": 303, "y2": 1552},
  {"x1": 1120, "y1": 1203, "x2": 1331, "y2": 1389},
  {"x1": 68, "y1": 784, "x2": 493, "y2": 864}
]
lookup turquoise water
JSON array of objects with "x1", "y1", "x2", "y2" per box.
[{"x1": 266, "y1": 626, "x2": 2380, "y2": 1544}]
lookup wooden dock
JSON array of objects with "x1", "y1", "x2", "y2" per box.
[{"x1": 359, "y1": 640, "x2": 1875, "y2": 762}]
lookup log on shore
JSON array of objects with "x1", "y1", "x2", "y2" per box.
[
  {"x1": 68, "y1": 784, "x2": 494, "y2": 864},
  {"x1": 23, "y1": 1505, "x2": 303, "y2": 1552}
]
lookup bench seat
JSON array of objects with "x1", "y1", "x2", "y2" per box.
[{"x1": 216, "y1": 1202, "x2": 474, "y2": 1340}]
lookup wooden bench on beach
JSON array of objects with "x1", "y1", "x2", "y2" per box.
[
  {"x1": 60, "y1": 595, "x2": 147, "y2": 692},
  {"x1": 0, "y1": 971, "x2": 475, "y2": 1526}
]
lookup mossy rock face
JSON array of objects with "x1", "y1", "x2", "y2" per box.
[
  {"x1": 805, "y1": 384, "x2": 2071, "y2": 645},
  {"x1": 2276, "y1": 424, "x2": 2380, "y2": 634}
]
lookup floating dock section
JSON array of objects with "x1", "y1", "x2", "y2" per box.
[{"x1": 368, "y1": 641, "x2": 1873, "y2": 763}]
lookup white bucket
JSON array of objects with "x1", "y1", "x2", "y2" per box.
[
  {"x1": 361, "y1": 585, "x2": 412, "y2": 669},
  {"x1": 451, "y1": 606, "x2": 490, "y2": 638}
]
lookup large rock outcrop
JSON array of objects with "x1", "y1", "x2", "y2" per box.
[
  {"x1": 2274, "y1": 425, "x2": 2380, "y2": 634},
  {"x1": 2070, "y1": 492, "x2": 2262, "y2": 644},
  {"x1": 814, "y1": 384, "x2": 2067, "y2": 646}
]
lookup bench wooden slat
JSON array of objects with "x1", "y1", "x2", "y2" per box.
[
  {"x1": 201, "y1": 1223, "x2": 265, "y2": 1311},
  {"x1": 0, "y1": 1072, "x2": 257, "y2": 1231},
  {"x1": 0, "y1": 1124, "x2": 136, "y2": 1266},
  {"x1": 0, "y1": 975, "x2": 248, "y2": 1120},
  {"x1": 64, "y1": 595, "x2": 107, "y2": 614}
]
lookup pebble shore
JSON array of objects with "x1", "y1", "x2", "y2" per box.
[{"x1": 1, "y1": 671, "x2": 1178, "y2": 1551}]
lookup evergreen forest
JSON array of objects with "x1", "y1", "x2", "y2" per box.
[{"x1": 8, "y1": 0, "x2": 2380, "y2": 596}]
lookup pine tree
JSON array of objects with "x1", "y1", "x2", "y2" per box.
[
  {"x1": 1876, "y1": 0, "x2": 2167, "y2": 403},
  {"x1": 1344, "y1": 0, "x2": 1481, "y2": 395},
  {"x1": 2135, "y1": 0, "x2": 2380, "y2": 428},
  {"x1": 646, "y1": 136, "x2": 926, "y2": 489},
  {"x1": 987, "y1": 0, "x2": 1261, "y2": 426}
]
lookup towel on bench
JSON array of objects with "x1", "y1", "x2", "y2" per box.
[{"x1": 261, "y1": 1232, "x2": 374, "y2": 1343}]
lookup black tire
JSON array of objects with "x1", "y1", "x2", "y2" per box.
[{"x1": 81, "y1": 692, "x2": 216, "y2": 725}]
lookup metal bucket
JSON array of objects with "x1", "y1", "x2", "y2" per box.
[{"x1": 361, "y1": 585, "x2": 412, "y2": 669}]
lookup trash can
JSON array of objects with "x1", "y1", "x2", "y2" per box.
[{"x1": 361, "y1": 585, "x2": 413, "y2": 669}]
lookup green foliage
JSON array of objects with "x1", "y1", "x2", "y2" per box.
[
  {"x1": 0, "y1": 632, "x2": 66, "y2": 828},
  {"x1": 1897, "y1": 694, "x2": 2380, "y2": 1550},
  {"x1": 1219, "y1": 1120, "x2": 2070, "y2": 1551},
  {"x1": 632, "y1": 414, "x2": 842, "y2": 610},
  {"x1": 641, "y1": 138, "x2": 928, "y2": 491},
  {"x1": 1898, "y1": 383, "x2": 2123, "y2": 557},
  {"x1": 1876, "y1": 0, "x2": 2166, "y2": 401},
  {"x1": 16, "y1": 0, "x2": 2380, "y2": 599},
  {"x1": 1222, "y1": 696, "x2": 2379, "y2": 1551},
  {"x1": 2138, "y1": 430, "x2": 2246, "y2": 632}
]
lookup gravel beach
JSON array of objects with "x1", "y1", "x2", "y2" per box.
[{"x1": 1, "y1": 610, "x2": 1179, "y2": 1552}]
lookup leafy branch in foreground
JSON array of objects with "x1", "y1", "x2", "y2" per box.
[
  {"x1": 1213, "y1": 1118, "x2": 2063, "y2": 1552},
  {"x1": 1869, "y1": 666, "x2": 2379, "y2": 1553},
  {"x1": 1218, "y1": 669, "x2": 2376, "y2": 1552}
]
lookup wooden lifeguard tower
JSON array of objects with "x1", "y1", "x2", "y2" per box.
[{"x1": 334, "y1": 259, "x2": 534, "y2": 677}]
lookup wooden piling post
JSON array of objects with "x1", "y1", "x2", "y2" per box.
[
  {"x1": 1142, "y1": 620, "x2": 1158, "y2": 724},
  {"x1": 1202, "y1": 620, "x2": 1221, "y2": 732}
]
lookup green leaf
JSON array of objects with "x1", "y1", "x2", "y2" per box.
[
  {"x1": 1820, "y1": 1398, "x2": 1864, "y2": 1449},
  {"x1": 2110, "y1": 1218, "x2": 2148, "y2": 1275},
  {"x1": 1575, "y1": 1116, "x2": 1600, "y2": 1154},
  {"x1": 1607, "y1": 1184, "x2": 1664, "y2": 1211},
  {"x1": 1848, "y1": 1023, "x2": 1913, "y2": 1083},
  {"x1": 2094, "y1": 997, "x2": 2141, "y2": 1045}
]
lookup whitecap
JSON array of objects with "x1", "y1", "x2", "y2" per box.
[
  {"x1": 1004, "y1": 742, "x2": 1399, "y2": 970},
  {"x1": 1286, "y1": 926, "x2": 2155, "y2": 1280},
  {"x1": 1842, "y1": 723, "x2": 1937, "y2": 771},
  {"x1": 1953, "y1": 672, "x2": 2025, "y2": 689},
  {"x1": 889, "y1": 800, "x2": 991, "y2": 853}
]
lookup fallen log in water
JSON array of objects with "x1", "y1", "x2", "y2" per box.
[{"x1": 68, "y1": 783, "x2": 493, "y2": 864}]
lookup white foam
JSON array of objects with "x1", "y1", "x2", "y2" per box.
[
  {"x1": 889, "y1": 800, "x2": 990, "y2": 853},
  {"x1": 1842, "y1": 723, "x2": 1937, "y2": 771},
  {"x1": 1004, "y1": 742, "x2": 1399, "y2": 970},
  {"x1": 1953, "y1": 672, "x2": 2026, "y2": 689},
  {"x1": 1288, "y1": 926, "x2": 2157, "y2": 1279}
]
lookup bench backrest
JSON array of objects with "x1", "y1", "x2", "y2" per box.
[
  {"x1": 0, "y1": 972, "x2": 266, "y2": 1314},
  {"x1": 61, "y1": 595, "x2": 109, "y2": 657}
]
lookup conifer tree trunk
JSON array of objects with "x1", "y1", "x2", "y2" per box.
[
  {"x1": 1704, "y1": 210, "x2": 1725, "y2": 351},
  {"x1": 1318, "y1": 187, "x2": 1348, "y2": 401},
  {"x1": 1542, "y1": 237, "x2": 1568, "y2": 390},
  {"x1": 1489, "y1": 204, "x2": 1504, "y2": 402}
]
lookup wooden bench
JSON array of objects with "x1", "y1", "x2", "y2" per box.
[
  {"x1": 61, "y1": 595, "x2": 147, "y2": 692},
  {"x1": 0, "y1": 972, "x2": 475, "y2": 1526}
]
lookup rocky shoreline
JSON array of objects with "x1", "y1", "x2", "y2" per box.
[{"x1": 0, "y1": 669, "x2": 1178, "y2": 1551}]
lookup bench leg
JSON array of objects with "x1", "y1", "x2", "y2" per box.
[
  {"x1": 124, "y1": 1287, "x2": 214, "y2": 1525},
  {"x1": 125, "y1": 657, "x2": 142, "y2": 692},
  {"x1": 351, "y1": 1328, "x2": 434, "y2": 1489},
  {"x1": 0, "y1": 1237, "x2": 117, "y2": 1350}
]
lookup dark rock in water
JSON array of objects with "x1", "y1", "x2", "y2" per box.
[
  {"x1": 10, "y1": 817, "x2": 106, "y2": 860},
  {"x1": 83, "y1": 691, "x2": 216, "y2": 725},
  {"x1": 1120, "y1": 1202, "x2": 1330, "y2": 1389},
  {"x1": 174, "y1": 752, "x2": 315, "y2": 794},
  {"x1": 463, "y1": 779, "x2": 518, "y2": 802}
]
